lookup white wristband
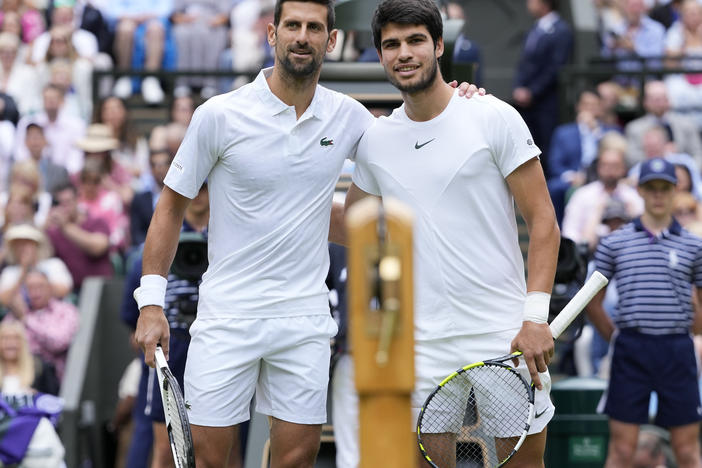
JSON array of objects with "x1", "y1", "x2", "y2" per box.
[
  {"x1": 133, "y1": 274, "x2": 168, "y2": 310},
  {"x1": 522, "y1": 291, "x2": 550, "y2": 324}
]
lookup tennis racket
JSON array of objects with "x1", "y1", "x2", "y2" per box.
[
  {"x1": 416, "y1": 271, "x2": 608, "y2": 468},
  {"x1": 154, "y1": 345, "x2": 196, "y2": 468}
]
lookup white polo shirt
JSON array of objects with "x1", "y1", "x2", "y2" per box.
[
  {"x1": 353, "y1": 92, "x2": 541, "y2": 340},
  {"x1": 165, "y1": 68, "x2": 374, "y2": 319}
]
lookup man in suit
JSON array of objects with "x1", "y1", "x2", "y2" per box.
[
  {"x1": 547, "y1": 89, "x2": 621, "y2": 223},
  {"x1": 129, "y1": 149, "x2": 172, "y2": 249},
  {"x1": 626, "y1": 80, "x2": 702, "y2": 167},
  {"x1": 513, "y1": 0, "x2": 573, "y2": 165}
]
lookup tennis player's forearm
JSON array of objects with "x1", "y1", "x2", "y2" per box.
[
  {"x1": 142, "y1": 190, "x2": 189, "y2": 277},
  {"x1": 525, "y1": 216, "x2": 560, "y2": 294}
]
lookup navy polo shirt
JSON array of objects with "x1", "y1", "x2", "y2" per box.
[{"x1": 593, "y1": 217, "x2": 702, "y2": 334}]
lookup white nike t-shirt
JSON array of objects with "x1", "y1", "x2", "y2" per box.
[
  {"x1": 165, "y1": 68, "x2": 375, "y2": 318},
  {"x1": 353, "y1": 92, "x2": 541, "y2": 340}
]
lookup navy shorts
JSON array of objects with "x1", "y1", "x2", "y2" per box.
[
  {"x1": 603, "y1": 329, "x2": 702, "y2": 427},
  {"x1": 146, "y1": 331, "x2": 190, "y2": 423}
]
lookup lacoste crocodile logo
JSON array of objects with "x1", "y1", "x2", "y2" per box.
[
  {"x1": 320, "y1": 137, "x2": 334, "y2": 146},
  {"x1": 415, "y1": 138, "x2": 435, "y2": 149}
]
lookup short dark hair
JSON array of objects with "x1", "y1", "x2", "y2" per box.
[
  {"x1": 274, "y1": 0, "x2": 335, "y2": 31},
  {"x1": 25, "y1": 122, "x2": 44, "y2": 134},
  {"x1": 372, "y1": 0, "x2": 443, "y2": 51}
]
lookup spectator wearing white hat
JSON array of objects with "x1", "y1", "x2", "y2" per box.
[
  {"x1": 76, "y1": 123, "x2": 134, "y2": 207},
  {"x1": 0, "y1": 223, "x2": 73, "y2": 307}
]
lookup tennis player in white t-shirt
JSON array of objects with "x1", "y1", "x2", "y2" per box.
[
  {"x1": 131, "y1": 1, "x2": 481, "y2": 466},
  {"x1": 342, "y1": 0, "x2": 561, "y2": 465}
]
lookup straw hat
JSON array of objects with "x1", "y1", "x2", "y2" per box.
[
  {"x1": 4, "y1": 223, "x2": 53, "y2": 263},
  {"x1": 75, "y1": 124, "x2": 119, "y2": 153}
]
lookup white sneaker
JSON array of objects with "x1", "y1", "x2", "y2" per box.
[
  {"x1": 113, "y1": 76, "x2": 132, "y2": 99},
  {"x1": 142, "y1": 76, "x2": 165, "y2": 104}
]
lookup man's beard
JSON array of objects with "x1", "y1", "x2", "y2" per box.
[
  {"x1": 387, "y1": 59, "x2": 438, "y2": 94},
  {"x1": 279, "y1": 47, "x2": 322, "y2": 78}
]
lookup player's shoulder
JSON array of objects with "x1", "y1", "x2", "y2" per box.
[{"x1": 457, "y1": 93, "x2": 519, "y2": 118}]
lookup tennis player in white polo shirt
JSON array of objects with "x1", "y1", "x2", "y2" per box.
[
  {"x1": 341, "y1": 0, "x2": 561, "y2": 466},
  {"x1": 132, "y1": 0, "x2": 480, "y2": 466}
]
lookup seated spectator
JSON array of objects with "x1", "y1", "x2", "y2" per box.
[
  {"x1": 597, "y1": 81, "x2": 626, "y2": 129},
  {"x1": 105, "y1": 0, "x2": 175, "y2": 104},
  {"x1": 562, "y1": 146, "x2": 644, "y2": 252},
  {"x1": 0, "y1": 32, "x2": 41, "y2": 116},
  {"x1": 2, "y1": 269, "x2": 78, "y2": 381},
  {"x1": 153, "y1": 121, "x2": 187, "y2": 160},
  {"x1": 149, "y1": 93, "x2": 193, "y2": 151},
  {"x1": 45, "y1": 180, "x2": 112, "y2": 291},
  {"x1": 30, "y1": 2, "x2": 99, "y2": 66},
  {"x1": 672, "y1": 190, "x2": 701, "y2": 228},
  {"x1": 2, "y1": 185, "x2": 36, "y2": 239},
  {"x1": 77, "y1": 158, "x2": 129, "y2": 253},
  {"x1": 221, "y1": 0, "x2": 274, "y2": 92},
  {"x1": 663, "y1": 0, "x2": 702, "y2": 130},
  {"x1": 130, "y1": 149, "x2": 171, "y2": 249},
  {"x1": 14, "y1": 83, "x2": 86, "y2": 175},
  {"x1": 35, "y1": 25, "x2": 94, "y2": 121},
  {"x1": 600, "y1": 0, "x2": 665, "y2": 75},
  {"x1": 95, "y1": 96, "x2": 150, "y2": 185},
  {"x1": 76, "y1": 123, "x2": 134, "y2": 206},
  {"x1": 23, "y1": 123, "x2": 70, "y2": 194},
  {"x1": 629, "y1": 125, "x2": 702, "y2": 199},
  {"x1": 0, "y1": 0, "x2": 44, "y2": 45},
  {"x1": 0, "y1": 320, "x2": 59, "y2": 397},
  {"x1": 547, "y1": 89, "x2": 621, "y2": 223},
  {"x1": 0, "y1": 223, "x2": 73, "y2": 303},
  {"x1": 625, "y1": 80, "x2": 702, "y2": 167},
  {"x1": 171, "y1": 0, "x2": 230, "y2": 100},
  {"x1": 0, "y1": 159, "x2": 53, "y2": 228}
]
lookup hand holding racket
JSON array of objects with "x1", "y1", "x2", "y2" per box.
[
  {"x1": 417, "y1": 271, "x2": 608, "y2": 468},
  {"x1": 154, "y1": 345, "x2": 196, "y2": 468}
]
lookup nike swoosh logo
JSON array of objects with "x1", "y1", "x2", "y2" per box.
[
  {"x1": 415, "y1": 138, "x2": 435, "y2": 149},
  {"x1": 534, "y1": 408, "x2": 548, "y2": 419}
]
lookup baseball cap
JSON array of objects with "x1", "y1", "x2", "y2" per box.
[{"x1": 638, "y1": 158, "x2": 677, "y2": 186}]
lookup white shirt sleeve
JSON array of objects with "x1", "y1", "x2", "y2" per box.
[
  {"x1": 485, "y1": 97, "x2": 542, "y2": 178},
  {"x1": 164, "y1": 101, "x2": 222, "y2": 198}
]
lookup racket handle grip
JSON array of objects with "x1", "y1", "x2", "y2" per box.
[
  {"x1": 154, "y1": 345, "x2": 168, "y2": 369},
  {"x1": 549, "y1": 271, "x2": 608, "y2": 339}
]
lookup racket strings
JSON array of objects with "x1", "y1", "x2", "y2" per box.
[
  {"x1": 163, "y1": 377, "x2": 191, "y2": 466},
  {"x1": 419, "y1": 364, "x2": 532, "y2": 467}
]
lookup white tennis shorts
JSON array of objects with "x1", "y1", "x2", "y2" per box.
[
  {"x1": 413, "y1": 328, "x2": 554, "y2": 435},
  {"x1": 184, "y1": 314, "x2": 338, "y2": 427}
]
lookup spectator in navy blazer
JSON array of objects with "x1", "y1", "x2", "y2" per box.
[
  {"x1": 547, "y1": 89, "x2": 622, "y2": 223},
  {"x1": 512, "y1": 0, "x2": 573, "y2": 165}
]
